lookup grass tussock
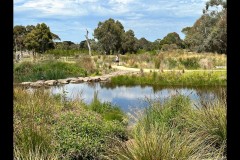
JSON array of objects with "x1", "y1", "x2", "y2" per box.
[{"x1": 105, "y1": 92, "x2": 226, "y2": 160}]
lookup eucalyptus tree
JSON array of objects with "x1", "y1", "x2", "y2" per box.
[
  {"x1": 13, "y1": 25, "x2": 27, "y2": 53},
  {"x1": 159, "y1": 32, "x2": 184, "y2": 49},
  {"x1": 182, "y1": 0, "x2": 226, "y2": 53},
  {"x1": 94, "y1": 18, "x2": 125, "y2": 54},
  {"x1": 121, "y1": 29, "x2": 137, "y2": 54},
  {"x1": 23, "y1": 23, "x2": 56, "y2": 53}
]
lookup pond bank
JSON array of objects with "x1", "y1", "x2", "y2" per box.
[{"x1": 17, "y1": 70, "x2": 139, "y2": 87}]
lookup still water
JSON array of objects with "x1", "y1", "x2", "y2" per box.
[{"x1": 50, "y1": 82, "x2": 225, "y2": 113}]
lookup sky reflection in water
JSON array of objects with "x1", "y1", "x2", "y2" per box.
[{"x1": 50, "y1": 82, "x2": 224, "y2": 113}]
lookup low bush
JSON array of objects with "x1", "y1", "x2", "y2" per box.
[{"x1": 14, "y1": 61, "x2": 87, "y2": 82}]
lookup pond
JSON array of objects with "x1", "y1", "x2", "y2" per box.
[{"x1": 49, "y1": 82, "x2": 226, "y2": 113}]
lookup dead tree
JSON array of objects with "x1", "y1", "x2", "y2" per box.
[{"x1": 85, "y1": 29, "x2": 92, "y2": 56}]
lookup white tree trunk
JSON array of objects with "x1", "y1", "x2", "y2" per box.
[{"x1": 85, "y1": 29, "x2": 92, "y2": 56}]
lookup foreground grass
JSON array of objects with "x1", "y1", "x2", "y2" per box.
[
  {"x1": 14, "y1": 86, "x2": 226, "y2": 159},
  {"x1": 106, "y1": 93, "x2": 226, "y2": 160},
  {"x1": 111, "y1": 70, "x2": 226, "y2": 86},
  {"x1": 14, "y1": 61, "x2": 87, "y2": 83},
  {"x1": 14, "y1": 87, "x2": 128, "y2": 159}
]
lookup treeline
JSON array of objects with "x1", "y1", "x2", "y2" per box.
[
  {"x1": 13, "y1": 0, "x2": 226, "y2": 55},
  {"x1": 13, "y1": 23, "x2": 61, "y2": 54},
  {"x1": 182, "y1": 0, "x2": 226, "y2": 54}
]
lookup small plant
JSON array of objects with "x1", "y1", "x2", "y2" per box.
[{"x1": 89, "y1": 91, "x2": 126, "y2": 122}]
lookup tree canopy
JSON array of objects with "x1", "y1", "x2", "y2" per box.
[
  {"x1": 182, "y1": 0, "x2": 226, "y2": 53},
  {"x1": 94, "y1": 18, "x2": 125, "y2": 54},
  {"x1": 13, "y1": 23, "x2": 59, "y2": 53}
]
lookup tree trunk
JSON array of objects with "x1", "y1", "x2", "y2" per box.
[{"x1": 85, "y1": 29, "x2": 92, "y2": 56}]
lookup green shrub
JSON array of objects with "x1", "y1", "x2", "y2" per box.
[
  {"x1": 167, "y1": 58, "x2": 178, "y2": 69},
  {"x1": 54, "y1": 111, "x2": 127, "y2": 159},
  {"x1": 179, "y1": 57, "x2": 200, "y2": 69},
  {"x1": 14, "y1": 61, "x2": 87, "y2": 82}
]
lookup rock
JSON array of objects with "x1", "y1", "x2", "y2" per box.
[
  {"x1": 35, "y1": 80, "x2": 45, "y2": 84},
  {"x1": 82, "y1": 77, "x2": 91, "y2": 82},
  {"x1": 66, "y1": 77, "x2": 78, "y2": 83},
  {"x1": 100, "y1": 77, "x2": 109, "y2": 81},
  {"x1": 30, "y1": 82, "x2": 43, "y2": 87},
  {"x1": 89, "y1": 77, "x2": 101, "y2": 82},
  {"x1": 20, "y1": 82, "x2": 32, "y2": 86},
  {"x1": 58, "y1": 79, "x2": 69, "y2": 84},
  {"x1": 70, "y1": 78, "x2": 84, "y2": 83},
  {"x1": 44, "y1": 80, "x2": 57, "y2": 86}
]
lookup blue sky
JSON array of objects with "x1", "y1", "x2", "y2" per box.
[{"x1": 14, "y1": 0, "x2": 208, "y2": 43}]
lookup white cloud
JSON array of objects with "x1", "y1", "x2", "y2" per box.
[
  {"x1": 14, "y1": 0, "x2": 208, "y2": 42},
  {"x1": 109, "y1": 0, "x2": 135, "y2": 4}
]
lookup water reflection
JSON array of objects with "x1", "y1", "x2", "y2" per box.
[{"x1": 50, "y1": 82, "x2": 226, "y2": 113}]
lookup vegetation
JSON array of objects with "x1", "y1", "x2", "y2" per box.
[
  {"x1": 14, "y1": 61, "x2": 87, "y2": 82},
  {"x1": 89, "y1": 91, "x2": 127, "y2": 122},
  {"x1": 14, "y1": 23, "x2": 60, "y2": 54},
  {"x1": 120, "y1": 51, "x2": 226, "y2": 69},
  {"x1": 182, "y1": 0, "x2": 226, "y2": 53},
  {"x1": 94, "y1": 18, "x2": 126, "y2": 54},
  {"x1": 110, "y1": 70, "x2": 226, "y2": 86},
  {"x1": 106, "y1": 93, "x2": 226, "y2": 160},
  {"x1": 14, "y1": 87, "x2": 128, "y2": 159}
]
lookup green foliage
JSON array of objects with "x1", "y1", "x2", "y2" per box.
[
  {"x1": 135, "y1": 37, "x2": 152, "y2": 51},
  {"x1": 24, "y1": 23, "x2": 56, "y2": 53},
  {"x1": 14, "y1": 87, "x2": 128, "y2": 160},
  {"x1": 167, "y1": 58, "x2": 178, "y2": 69},
  {"x1": 89, "y1": 91, "x2": 126, "y2": 122},
  {"x1": 182, "y1": 0, "x2": 226, "y2": 54},
  {"x1": 94, "y1": 18, "x2": 125, "y2": 54},
  {"x1": 111, "y1": 71, "x2": 226, "y2": 86},
  {"x1": 55, "y1": 111, "x2": 127, "y2": 159},
  {"x1": 14, "y1": 88, "x2": 61, "y2": 159},
  {"x1": 14, "y1": 61, "x2": 87, "y2": 82},
  {"x1": 14, "y1": 23, "x2": 59, "y2": 53},
  {"x1": 45, "y1": 49, "x2": 82, "y2": 56},
  {"x1": 160, "y1": 32, "x2": 184, "y2": 49},
  {"x1": 141, "y1": 95, "x2": 191, "y2": 130},
  {"x1": 179, "y1": 57, "x2": 200, "y2": 69},
  {"x1": 121, "y1": 30, "x2": 137, "y2": 54}
]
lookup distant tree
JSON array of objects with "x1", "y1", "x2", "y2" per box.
[
  {"x1": 94, "y1": 18, "x2": 125, "y2": 54},
  {"x1": 23, "y1": 31, "x2": 39, "y2": 54},
  {"x1": 51, "y1": 33, "x2": 61, "y2": 41},
  {"x1": 25, "y1": 25, "x2": 35, "y2": 33},
  {"x1": 55, "y1": 41, "x2": 77, "y2": 50},
  {"x1": 121, "y1": 29, "x2": 137, "y2": 54},
  {"x1": 23, "y1": 23, "x2": 56, "y2": 53},
  {"x1": 151, "y1": 39, "x2": 161, "y2": 50},
  {"x1": 13, "y1": 25, "x2": 27, "y2": 52},
  {"x1": 159, "y1": 32, "x2": 184, "y2": 49},
  {"x1": 136, "y1": 37, "x2": 152, "y2": 51},
  {"x1": 79, "y1": 40, "x2": 88, "y2": 50}
]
